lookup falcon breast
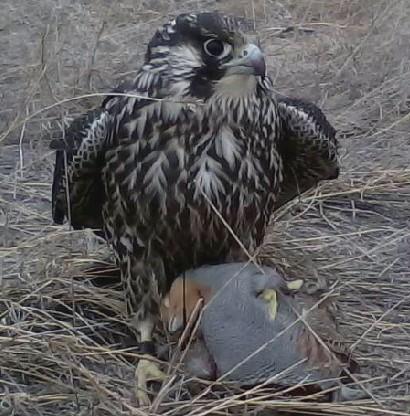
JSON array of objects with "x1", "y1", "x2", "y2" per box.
[{"x1": 52, "y1": 12, "x2": 339, "y2": 329}]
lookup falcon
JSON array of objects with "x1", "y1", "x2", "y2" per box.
[{"x1": 51, "y1": 12, "x2": 339, "y2": 404}]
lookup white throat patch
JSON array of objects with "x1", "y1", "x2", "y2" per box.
[{"x1": 214, "y1": 74, "x2": 258, "y2": 99}]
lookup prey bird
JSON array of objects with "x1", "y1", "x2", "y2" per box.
[
  {"x1": 51, "y1": 12, "x2": 339, "y2": 404},
  {"x1": 161, "y1": 263, "x2": 363, "y2": 401}
]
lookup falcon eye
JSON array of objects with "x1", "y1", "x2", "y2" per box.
[{"x1": 203, "y1": 39, "x2": 230, "y2": 58}]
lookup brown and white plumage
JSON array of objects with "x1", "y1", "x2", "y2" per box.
[
  {"x1": 51, "y1": 13, "x2": 339, "y2": 395},
  {"x1": 275, "y1": 96, "x2": 339, "y2": 207}
]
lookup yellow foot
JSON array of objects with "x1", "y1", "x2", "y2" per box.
[
  {"x1": 286, "y1": 279, "x2": 304, "y2": 291},
  {"x1": 260, "y1": 289, "x2": 278, "y2": 320},
  {"x1": 135, "y1": 358, "x2": 167, "y2": 406},
  {"x1": 260, "y1": 280, "x2": 303, "y2": 321}
]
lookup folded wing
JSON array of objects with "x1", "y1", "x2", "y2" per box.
[
  {"x1": 275, "y1": 96, "x2": 340, "y2": 209},
  {"x1": 51, "y1": 107, "x2": 108, "y2": 232}
]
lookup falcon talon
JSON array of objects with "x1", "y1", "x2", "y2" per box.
[
  {"x1": 259, "y1": 289, "x2": 278, "y2": 321},
  {"x1": 135, "y1": 358, "x2": 167, "y2": 406},
  {"x1": 285, "y1": 279, "x2": 304, "y2": 291}
]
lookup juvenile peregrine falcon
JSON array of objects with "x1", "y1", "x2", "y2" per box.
[{"x1": 51, "y1": 12, "x2": 339, "y2": 403}]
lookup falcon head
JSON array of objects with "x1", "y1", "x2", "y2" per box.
[{"x1": 141, "y1": 12, "x2": 267, "y2": 100}]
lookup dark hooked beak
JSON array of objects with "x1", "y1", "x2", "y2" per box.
[{"x1": 222, "y1": 44, "x2": 266, "y2": 77}]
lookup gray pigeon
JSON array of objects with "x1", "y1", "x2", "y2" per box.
[{"x1": 161, "y1": 262, "x2": 363, "y2": 400}]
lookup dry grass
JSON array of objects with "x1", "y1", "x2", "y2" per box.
[{"x1": 1, "y1": 0, "x2": 410, "y2": 414}]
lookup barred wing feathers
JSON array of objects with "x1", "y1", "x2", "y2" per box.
[
  {"x1": 51, "y1": 107, "x2": 108, "y2": 231},
  {"x1": 275, "y1": 96, "x2": 340, "y2": 208}
]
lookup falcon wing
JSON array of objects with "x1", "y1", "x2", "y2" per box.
[
  {"x1": 51, "y1": 83, "x2": 132, "y2": 232},
  {"x1": 275, "y1": 96, "x2": 340, "y2": 209},
  {"x1": 51, "y1": 107, "x2": 108, "y2": 232}
]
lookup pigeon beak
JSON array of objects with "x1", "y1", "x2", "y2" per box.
[{"x1": 222, "y1": 44, "x2": 266, "y2": 77}]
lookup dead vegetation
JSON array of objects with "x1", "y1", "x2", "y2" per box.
[{"x1": 1, "y1": 0, "x2": 410, "y2": 415}]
